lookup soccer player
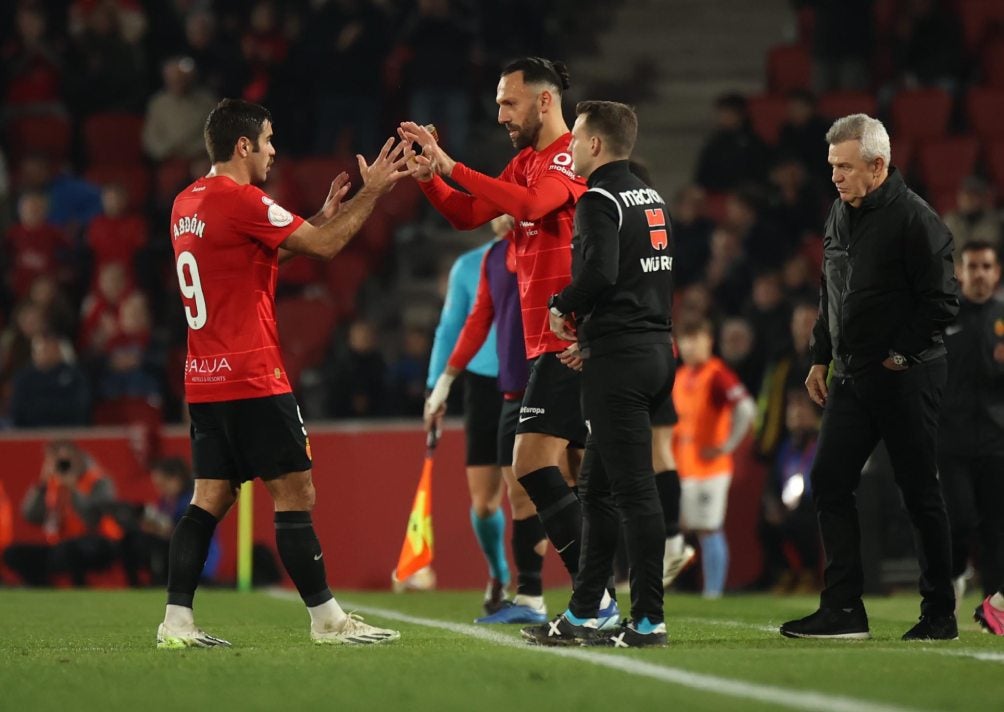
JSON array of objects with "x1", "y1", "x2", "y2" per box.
[
  {"x1": 672, "y1": 319, "x2": 756, "y2": 599},
  {"x1": 422, "y1": 216, "x2": 507, "y2": 614},
  {"x1": 425, "y1": 216, "x2": 549, "y2": 625},
  {"x1": 400, "y1": 57, "x2": 615, "y2": 620},
  {"x1": 158, "y1": 98, "x2": 413, "y2": 648}
]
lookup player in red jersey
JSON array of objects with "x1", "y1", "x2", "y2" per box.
[
  {"x1": 158, "y1": 99, "x2": 413, "y2": 649},
  {"x1": 401, "y1": 58, "x2": 619, "y2": 623}
]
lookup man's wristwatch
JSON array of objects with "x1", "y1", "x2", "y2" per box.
[
  {"x1": 548, "y1": 294, "x2": 563, "y2": 318},
  {"x1": 889, "y1": 351, "x2": 909, "y2": 368}
]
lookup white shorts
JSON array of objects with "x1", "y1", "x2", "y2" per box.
[{"x1": 680, "y1": 473, "x2": 732, "y2": 531}]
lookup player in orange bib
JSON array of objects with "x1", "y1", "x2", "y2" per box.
[{"x1": 672, "y1": 319, "x2": 755, "y2": 598}]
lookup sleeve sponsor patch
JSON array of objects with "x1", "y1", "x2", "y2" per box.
[{"x1": 267, "y1": 202, "x2": 294, "y2": 227}]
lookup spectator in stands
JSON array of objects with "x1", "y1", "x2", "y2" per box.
[
  {"x1": 760, "y1": 387, "x2": 822, "y2": 594},
  {"x1": 3, "y1": 440, "x2": 121, "y2": 585},
  {"x1": 768, "y1": 155, "x2": 826, "y2": 242},
  {"x1": 0, "y1": 300, "x2": 47, "y2": 409},
  {"x1": 64, "y1": 0, "x2": 147, "y2": 115},
  {"x1": 16, "y1": 153, "x2": 102, "y2": 232},
  {"x1": 308, "y1": 0, "x2": 388, "y2": 156},
  {"x1": 328, "y1": 319, "x2": 388, "y2": 418},
  {"x1": 804, "y1": 0, "x2": 872, "y2": 91},
  {"x1": 726, "y1": 187, "x2": 792, "y2": 270},
  {"x1": 238, "y1": 0, "x2": 288, "y2": 105},
  {"x1": 179, "y1": 9, "x2": 240, "y2": 99},
  {"x1": 5, "y1": 189, "x2": 70, "y2": 300},
  {"x1": 777, "y1": 91, "x2": 831, "y2": 189},
  {"x1": 743, "y1": 269, "x2": 792, "y2": 366},
  {"x1": 85, "y1": 182, "x2": 147, "y2": 288},
  {"x1": 671, "y1": 185, "x2": 713, "y2": 288},
  {"x1": 943, "y1": 176, "x2": 1002, "y2": 263},
  {"x1": 1, "y1": 2, "x2": 65, "y2": 120},
  {"x1": 79, "y1": 262, "x2": 132, "y2": 357},
  {"x1": 27, "y1": 274, "x2": 76, "y2": 339},
  {"x1": 719, "y1": 316, "x2": 763, "y2": 396},
  {"x1": 142, "y1": 56, "x2": 218, "y2": 162},
  {"x1": 754, "y1": 299, "x2": 819, "y2": 460},
  {"x1": 121, "y1": 457, "x2": 219, "y2": 587},
  {"x1": 694, "y1": 93, "x2": 768, "y2": 192},
  {"x1": 675, "y1": 282, "x2": 716, "y2": 332},
  {"x1": 704, "y1": 225, "x2": 752, "y2": 316},
  {"x1": 391, "y1": 0, "x2": 478, "y2": 161},
  {"x1": 889, "y1": 0, "x2": 964, "y2": 91},
  {"x1": 388, "y1": 324, "x2": 431, "y2": 416},
  {"x1": 94, "y1": 291, "x2": 160, "y2": 403},
  {"x1": 8, "y1": 330, "x2": 90, "y2": 427}
]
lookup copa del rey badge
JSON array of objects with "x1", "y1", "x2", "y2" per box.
[{"x1": 261, "y1": 195, "x2": 293, "y2": 227}]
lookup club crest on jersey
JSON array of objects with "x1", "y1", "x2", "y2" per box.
[
  {"x1": 267, "y1": 202, "x2": 293, "y2": 227},
  {"x1": 645, "y1": 208, "x2": 668, "y2": 250},
  {"x1": 173, "y1": 214, "x2": 206, "y2": 239}
]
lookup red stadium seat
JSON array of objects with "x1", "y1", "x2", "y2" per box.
[
  {"x1": 5, "y1": 114, "x2": 72, "y2": 163},
  {"x1": 966, "y1": 86, "x2": 1004, "y2": 139},
  {"x1": 917, "y1": 135, "x2": 980, "y2": 194},
  {"x1": 288, "y1": 156, "x2": 360, "y2": 217},
  {"x1": 817, "y1": 91, "x2": 877, "y2": 121},
  {"x1": 747, "y1": 94, "x2": 788, "y2": 145},
  {"x1": 276, "y1": 296, "x2": 339, "y2": 388},
  {"x1": 985, "y1": 140, "x2": 1004, "y2": 194},
  {"x1": 85, "y1": 164, "x2": 151, "y2": 212},
  {"x1": 766, "y1": 44, "x2": 812, "y2": 93},
  {"x1": 983, "y1": 40, "x2": 1004, "y2": 88},
  {"x1": 890, "y1": 88, "x2": 953, "y2": 141},
  {"x1": 890, "y1": 137, "x2": 915, "y2": 175},
  {"x1": 960, "y1": 0, "x2": 1004, "y2": 52},
  {"x1": 83, "y1": 112, "x2": 145, "y2": 167}
]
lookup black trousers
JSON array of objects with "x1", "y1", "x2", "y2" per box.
[
  {"x1": 810, "y1": 359, "x2": 954, "y2": 616},
  {"x1": 938, "y1": 450, "x2": 1004, "y2": 595},
  {"x1": 569, "y1": 342, "x2": 674, "y2": 624}
]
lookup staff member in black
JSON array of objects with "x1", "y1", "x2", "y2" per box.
[
  {"x1": 938, "y1": 240, "x2": 1004, "y2": 610},
  {"x1": 781, "y1": 114, "x2": 960, "y2": 641},
  {"x1": 521, "y1": 101, "x2": 674, "y2": 648}
]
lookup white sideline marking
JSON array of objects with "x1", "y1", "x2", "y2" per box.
[{"x1": 267, "y1": 591, "x2": 923, "y2": 712}]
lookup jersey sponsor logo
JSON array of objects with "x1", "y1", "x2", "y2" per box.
[
  {"x1": 645, "y1": 208, "x2": 668, "y2": 250},
  {"x1": 186, "y1": 357, "x2": 232, "y2": 378},
  {"x1": 640, "y1": 255, "x2": 674, "y2": 273},
  {"x1": 192, "y1": 185, "x2": 206, "y2": 192},
  {"x1": 618, "y1": 187, "x2": 665, "y2": 207},
  {"x1": 518, "y1": 219, "x2": 539, "y2": 237},
  {"x1": 519, "y1": 405, "x2": 545, "y2": 423},
  {"x1": 267, "y1": 203, "x2": 294, "y2": 227},
  {"x1": 552, "y1": 152, "x2": 572, "y2": 166},
  {"x1": 173, "y1": 214, "x2": 206, "y2": 239}
]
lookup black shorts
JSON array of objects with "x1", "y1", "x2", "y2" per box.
[
  {"x1": 651, "y1": 391, "x2": 678, "y2": 427},
  {"x1": 463, "y1": 371, "x2": 503, "y2": 467},
  {"x1": 497, "y1": 397, "x2": 521, "y2": 467},
  {"x1": 516, "y1": 352, "x2": 587, "y2": 448},
  {"x1": 189, "y1": 393, "x2": 312, "y2": 485}
]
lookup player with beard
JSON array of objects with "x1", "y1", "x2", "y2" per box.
[
  {"x1": 402, "y1": 57, "x2": 620, "y2": 626},
  {"x1": 159, "y1": 98, "x2": 413, "y2": 648}
]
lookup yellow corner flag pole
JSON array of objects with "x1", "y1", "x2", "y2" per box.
[{"x1": 237, "y1": 481, "x2": 253, "y2": 592}]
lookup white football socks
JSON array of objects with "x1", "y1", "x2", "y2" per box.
[
  {"x1": 308, "y1": 598, "x2": 348, "y2": 633},
  {"x1": 665, "y1": 534, "x2": 685, "y2": 558},
  {"x1": 991, "y1": 592, "x2": 1004, "y2": 611},
  {"x1": 164, "y1": 604, "x2": 194, "y2": 629},
  {"x1": 512, "y1": 593, "x2": 545, "y2": 612}
]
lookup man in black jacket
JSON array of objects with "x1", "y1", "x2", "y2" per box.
[
  {"x1": 781, "y1": 113, "x2": 960, "y2": 641},
  {"x1": 938, "y1": 241, "x2": 1004, "y2": 613},
  {"x1": 521, "y1": 101, "x2": 674, "y2": 648}
]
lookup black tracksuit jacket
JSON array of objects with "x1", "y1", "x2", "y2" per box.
[{"x1": 809, "y1": 168, "x2": 959, "y2": 376}]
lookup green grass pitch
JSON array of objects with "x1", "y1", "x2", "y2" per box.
[{"x1": 1, "y1": 588, "x2": 1001, "y2": 711}]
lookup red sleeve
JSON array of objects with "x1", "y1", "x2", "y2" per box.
[
  {"x1": 447, "y1": 250, "x2": 495, "y2": 371},
  {"x1": 450, "y1": 163, "x2": 572, "y2": 222},
  {"x1": 710, "y1": 362, "x2": 747, "y2": 407},
  {"x1": 419, "y1": 175, "x2": 503, "y2": 230},
  {"x1": 231, "y1": 186, "x2": 304, "y2": 249}
]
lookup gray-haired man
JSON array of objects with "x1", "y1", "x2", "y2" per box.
[{"x1": 781, "y1": 114, "x2": 960, "y2": 641}]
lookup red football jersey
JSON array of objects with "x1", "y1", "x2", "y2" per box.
[
  {"x1": 500, "y1": 134, "x2": 586, "y2": 358},
  {"x1": 170, "y1": 175, "x2": 304, "y2": 403}
]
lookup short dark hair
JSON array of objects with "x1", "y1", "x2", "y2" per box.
[
  {"x1": 961, "y1": 239, "x2": 999, "y2": 260},
  {"x1": 204, "y1": 98, "x2": 271, "y2": 164},
  {"x1": 501, "y1": 57, "x2": 570, "y2": 94},
  {"x1": 678, "y1": 318, "x2": 714, "y2": 338},
  {"x1": 575, "y1": 100, "x2": 638, "y2": 157}
]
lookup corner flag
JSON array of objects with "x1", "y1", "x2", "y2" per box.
[{"x1": 394, "y1": 431, "x2": 436, "y2": 582}]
